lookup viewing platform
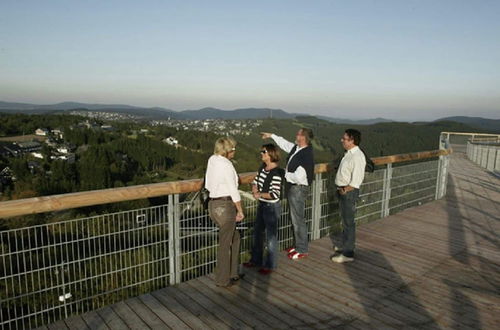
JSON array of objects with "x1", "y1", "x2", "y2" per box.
[
  {"x1": 36, "y1": 151, "x2": 499, "y2": 329},
  {"x1": 1, "y1": 132, "x2": 498, "y2": 329}
]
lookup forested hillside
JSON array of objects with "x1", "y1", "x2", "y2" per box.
[{"x1": 0, "y1": 113, "x2": 481, "y2": 205}]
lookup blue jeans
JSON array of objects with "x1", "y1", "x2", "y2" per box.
[
  {"x1": 250, "y1": 201, "x2": 281, "y2": 269},
  {"x1": 338, "y1": 189, "x2": 360, "y2": 257},
  {"x1": 287, "y1": 184, "x2": 310, "y2": 254}
]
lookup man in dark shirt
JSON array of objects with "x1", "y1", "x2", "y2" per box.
[{"x1": 261, "y1": 128, "x2": 314, "y2": 259}]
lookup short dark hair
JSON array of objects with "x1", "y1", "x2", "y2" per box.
[
  {"x1": 345, "y1": 129, "x2": 361, "y2": 145},
  {"x1": 262, "y1": 143, "x2": 280, "y2": 162},
  {"x1": 300, "y1": 128, "x2": 314, "y2": 145}
]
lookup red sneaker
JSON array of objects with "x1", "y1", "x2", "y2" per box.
[
  {"x1": 285, "y1": 247, "x2": 296, "y2": 255},
  {"x1": 258, "y1": 268, "x2": 273, "y2": 275},
  {"x1": 288, "y1": 251, "x2": 308, "y2": 260}
]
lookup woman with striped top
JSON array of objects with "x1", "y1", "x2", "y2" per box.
[{"x1": 244, "y1": 144, "x2": 284, "y2": 275}]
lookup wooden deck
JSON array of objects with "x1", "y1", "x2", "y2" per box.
[{"x1": 40, "y1": 152, "x2": 500, "y2": 329}]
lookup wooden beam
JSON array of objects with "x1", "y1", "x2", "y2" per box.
[
  {"x1": 0, "y1": 149, "x2": 452, "y2": 218},
  {"x1": 440, "y1": 132, "x2": 500, "y2": 137},
  {"x1": 372, "y1": 149, "x2": 452, "y2": 165}
]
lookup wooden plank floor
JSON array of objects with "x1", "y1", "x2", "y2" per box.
[{"x1": 40, "y1": 152, "x2": 500, "y2": 329}]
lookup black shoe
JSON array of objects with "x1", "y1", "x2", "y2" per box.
[{"x1": 231, "y1": 273, "x2": 245, "y2": 282}]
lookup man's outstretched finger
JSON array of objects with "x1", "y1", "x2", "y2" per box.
[{"x1": 260, "y1": 132, "x2": 272, "y2": 139}]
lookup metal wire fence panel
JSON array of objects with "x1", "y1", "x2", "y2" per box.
[
  {"x1": 0, "y1": 205, "x2": 170, "y2": 330},
  {"x1": 0, "y1": 157, "x2": 449, "y2": 329},
  {"x1": 318, "y1": 172, "x2": 341, "y2": 238},
  {"x1": 316, "y1": 169, "x2": 386, "y2": 239},
  {"x1": 176, "y1": 199, "x2": 218, "y2": 283},
  {"x1": 389, "y1": 160, "x2": 439, "y2": 215},
  {"x1": 467, "y1": 142, "x2": 500, "y2": 173},
  {"x1": 355, "y1": 170, "x2": 387, "y2": 225}
]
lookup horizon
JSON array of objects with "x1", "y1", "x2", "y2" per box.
[
  {"x1": 1, "y1": 1, "x2": 499, "y2": 121},
  {"x1": 2, "y1": 98, "x2": 499, "y2": 122}
]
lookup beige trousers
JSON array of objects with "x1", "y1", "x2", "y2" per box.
[{"x1": 209, "y1": 200, "x2": 241, "y2": 286}]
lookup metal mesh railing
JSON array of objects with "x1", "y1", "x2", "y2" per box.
[
  {"x1": 389, "y1": 160, "x2": 439, "y2": 214},
  {"x1": 1, "y1": 206, "x2": 171, "y2": 330},
  {"x1": 0, "y1": 156, "x2": 449, "y2": 329},
  {"x1": 467, "y1": 141, "x2": 500, "y2": 172}
]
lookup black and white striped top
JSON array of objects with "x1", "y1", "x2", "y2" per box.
[{"x1": 252, "y1": 167, "x2": 283, "y2": 203}]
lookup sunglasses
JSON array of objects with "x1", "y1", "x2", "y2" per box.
[{"x1": 260, "y1": 150, "x2": 268, "y2": 154}]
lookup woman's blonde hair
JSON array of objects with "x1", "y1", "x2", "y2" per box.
[{"x1": 214, "y1": 136, "x2": 237, "y2": 157}]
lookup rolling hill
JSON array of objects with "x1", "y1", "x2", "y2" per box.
[
  {"x1": 435, "y1": 116, "x2": 500, "y2": 133},
  {"x1": 1, "y1": 101, "x2": 499, "y2": 129}
]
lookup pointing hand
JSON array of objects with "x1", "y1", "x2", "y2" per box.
[{"x1": 260, "y1": 132, "x2": 272, "y2": 139}]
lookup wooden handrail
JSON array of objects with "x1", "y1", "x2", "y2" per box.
[
  {"x1": 440, "y1": 132, "x2": 500, "y2": 137},
  {"x1": 0, "y1": 148, "x2": 452, "y2": 218}
]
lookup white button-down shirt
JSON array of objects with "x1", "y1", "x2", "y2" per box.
[
  {"x1": 205, "y1": 154, "x2": 241, "y2": 202},
  {"x1": 335, "y1": 146, "x2": 366, "y2": 189},
  {"x1": 271, "y1": 134, "x2": 309, "y2": 185}
]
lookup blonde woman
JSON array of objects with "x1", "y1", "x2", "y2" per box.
[{"x1": 205, "y1": 137, "x2": 245, "y2": 287}]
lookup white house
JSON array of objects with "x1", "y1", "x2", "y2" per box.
[
  {"x1": 31, "y1": 152, "x2": 44, "y2": 159},
  {"x1": 35, "y1": 128, "x2": 49, "y2": 136},
  {"x1": 57, "y1": 154, "x2": 75, "y2": 162},
  {"x1": 57, "y1": 146, "x2": 69, "y2": 154},
  {"x1": 163, "y1": 137, "x2": 179, "y2": 146},
  {"x1": 51, "y1": 129, "x2": 63, "y2": 139}
]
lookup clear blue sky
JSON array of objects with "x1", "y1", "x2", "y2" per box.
[{"x1": 1, "y1": 0, "x2": 499, "y2": 120}]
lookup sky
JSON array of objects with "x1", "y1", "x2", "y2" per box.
[{"x1": 0, "y1": 0, "x2": 499, "y2": 121}]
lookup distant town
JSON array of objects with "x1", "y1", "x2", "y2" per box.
[{"x1": 69, "y1": 110, "x2": 263, "y2": 135}]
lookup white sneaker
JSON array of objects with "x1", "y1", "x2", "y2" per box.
[{"x1": 331, "y1": 254, "x2": 354, "y2": 263}]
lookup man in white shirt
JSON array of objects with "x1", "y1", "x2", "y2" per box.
[
  {"x1": 331, "y1": 129, "x2": 366, "y2": 263},
  {"x1": 261, "y1": 128, "x2": 315, "y2": 260}
]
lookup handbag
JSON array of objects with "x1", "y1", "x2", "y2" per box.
[
  {"x1": 199, "y1": 172, "x2": 210, "y2": 210},
  {"x1": 360, "y1": 148, "x2": 375, "y2": 173}
]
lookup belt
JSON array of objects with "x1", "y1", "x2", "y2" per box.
[{"x1": 210, "y1": 196, "x2": 232, "y2": 201}]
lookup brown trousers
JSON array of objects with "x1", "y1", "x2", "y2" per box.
[{"x1": 209, "y1": 200, "x2": 241, "y2": 286}]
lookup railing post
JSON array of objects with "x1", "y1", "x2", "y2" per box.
[
  {"x1": 482, "y1": 146, "x2": 488, "y2": 167},
  {"x1": 167, "y1": 194, "x2": 181, "y2": 285},
  {"x1": 381, "y1": 167, "x2": 387, "y2": 218},
  {"x1": 173, "y1": 194, "x2": 181, "y2": 284},
  {"x1": 496, "y1": 148, "x2": 500, "y2": 172},
  {"x1": 477, "y1": 144, "x2": 481, "y2": 164},
  {"x1": 487, "y1": 147, "x2": 495, "y2": 171},
  {"x1": 381, "y1": 163, "x2": 392, "y2": 217},
  {"x1": 167, "y1": 194, "x2": 176, "y2": 285},
  {"x1": 435, "y1": 156, "x2": 442, "y2": 200},
  {"x1": 438, "y1": 132, "x2": 448, "y2": 150},
  {"x1": 441, "y1": 155, "x2": 449, "y2": 198},
  {"x1": 435, "y1": 154, "x2": 449, "y2": 200},
  {"x1": 311, "y1": 173, "x2": 322, "y2": 240}
]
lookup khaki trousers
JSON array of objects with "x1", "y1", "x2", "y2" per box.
[{"x1": 209, "y1": 200, "x2": 241, "y2": 286}]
